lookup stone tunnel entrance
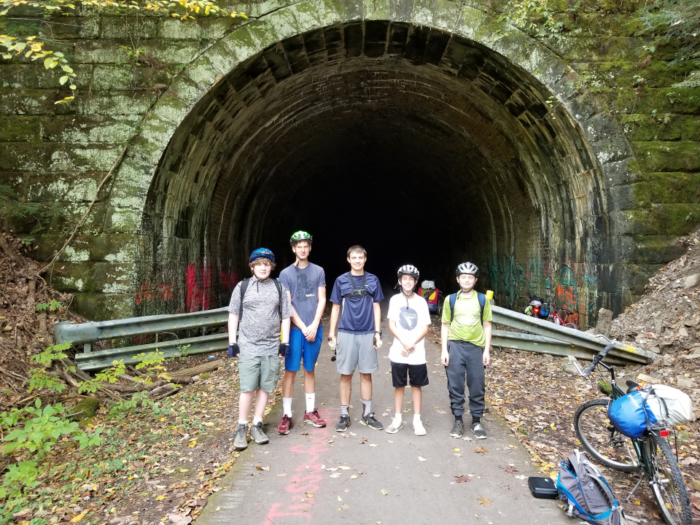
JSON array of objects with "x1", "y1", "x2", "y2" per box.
[{"x1": 134, "y1": 21, "x2": 615, "y2": 328}]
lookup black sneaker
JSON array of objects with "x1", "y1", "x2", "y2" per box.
[
  {"x1": 471, "y1": 422, "x2": 487, "y2": 439},
  {"x1": 335, "y1": 414, "x2": 351, "y2": 432},
  {"x1": 250, "y1": 422, "x2": 269, "y2": 444},
  {"x1": 234, "y1": 423, "x2": 248, "y2": 450},
  {"x1": 360, "y1": 412, "x2": 384, "y2": 430},
  {"x1": 450, "y1": 420, "x2": 464, "y2": 438}
]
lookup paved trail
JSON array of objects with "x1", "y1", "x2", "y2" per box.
[{"x1": 198, "y1": 293, "x2": 571, "y2": 525}]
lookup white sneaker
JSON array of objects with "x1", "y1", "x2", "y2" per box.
[
  {"x1": 413, "y1": 419, "x2": 427, "y2": 436},
  {"x1": 385, "y1": 419, "x2": 404, "y2": 434}
]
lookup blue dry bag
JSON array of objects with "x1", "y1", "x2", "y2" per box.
[{"x1": 608, "y1": 390, "x2": 657, "y2": 439}]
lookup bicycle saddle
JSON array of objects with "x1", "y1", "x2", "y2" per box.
[{"x1": 625, "y1": 379, "x2": 640, "y2": 393}]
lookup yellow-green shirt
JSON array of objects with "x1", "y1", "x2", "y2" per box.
[{"x1": 441, "y1": 291, "x2": 492, "y2": 348}]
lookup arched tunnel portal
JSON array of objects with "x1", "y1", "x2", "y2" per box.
[{"x1": 131, "y1": 20, "x2": 623, "y2": 328}]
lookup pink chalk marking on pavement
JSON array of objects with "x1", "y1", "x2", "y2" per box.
[{"x1": 262, "y1": 408, "x2": 339, "y2": 525}]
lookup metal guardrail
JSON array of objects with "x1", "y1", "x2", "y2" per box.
[{"x1": 55, "y1": 303, "x2": 656, "y2": 371}]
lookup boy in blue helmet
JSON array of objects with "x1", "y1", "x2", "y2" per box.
[
  {"x1": 228, "y1": 248, "x2": 293, "y2": 450},
  {"x1": 277, "y1": 231, "x2": 327, "y2": 435}
]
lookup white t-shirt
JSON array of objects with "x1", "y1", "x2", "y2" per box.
[{"x1": 387, "y1": 293, "x2": 431, "y2": 365}]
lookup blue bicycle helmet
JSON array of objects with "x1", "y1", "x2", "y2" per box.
[{"x1": 249, "y1": 247, "x2": 275, "y2": 263}]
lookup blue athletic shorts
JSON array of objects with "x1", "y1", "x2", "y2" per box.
[{"x1": 285, "y1": 326, "x2": 324, "y2": 372}]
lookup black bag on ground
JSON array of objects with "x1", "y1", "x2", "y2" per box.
[
  {"x1": 528, "y1": 476, "x2": 558, "y2": 499},
  {"x1": 556, "y1": 450, "x2": 626, "y2": 525}
]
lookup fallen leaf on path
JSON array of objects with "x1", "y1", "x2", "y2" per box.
[
  {"x1": 478, "y1": 496, "x2": 492, "y2": 507},
  {"x1": 326, "y1": 467, "x2": 338, "y2": 472},
  {"x1": 454, "y1": 475, "x2": 470, "y2": 483},
  {"x1": 474, "y1": 447, "x2": 488, "y2": 454},
  {"x1": 462, "y1": 436, "x2": 473, "y2": 441},
  {"x1": 330, "y1": 473, "x2": 341, "y2": 478},
  {"x1": 433, "y1": 474, "x2": 441, "y2": 477},
  {"x1": 256, "y1": 465, "x2": 270, "y2": 471},
  {"x1": 305, "y1": 492, "x2": 314, "y2": 498},
  {"x1": 351, "y1": 475, "x2": 358, "y2": 479},
  {"x1": 503, "y1": 466, "x2": 518, "y2": 473},
  {"x1": 70, "y1": 510, "x2": 89, "y2": 523},
  {"x1": 359, "y1": 437, "x2": 368, "y2": 444},
  {"x1": 369, "y1": 443, "x2": 378, "y2": 447},
  {"x1": 338, "y1": 466, "x2": 351, "y2": 470},
  {"x1": 277, "y1": 473, "x2": 287, "y2": 477},
  {"x1": 156, "y1": 495, "x2": 166, "y2": 501},
  {"x1": 167, "y1": 514, "x2": 192, "y2": 525},
  {"x1": 453, "y1": 448, "x2": 460, "y2": 452},
  {"x1": 381, "y1": 489, "x2": 388, "y2": 496},
  {"x1": 418, "y1": 457, "x2": 427, "y2": 462},
  {"x1": 338, "y1": 496, "x2": 342, "y2": 501}
]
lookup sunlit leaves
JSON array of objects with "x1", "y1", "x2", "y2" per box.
[{"x1": 1, "y1": 0, "x2": 247, "y2": 103}]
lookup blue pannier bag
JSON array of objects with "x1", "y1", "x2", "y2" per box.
[{"x1": 608, "y1": 390, "x2": 657, "y2": 439}]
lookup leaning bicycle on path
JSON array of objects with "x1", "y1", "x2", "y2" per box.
[{"x1": 571, "y1": 342, "x2": 693, "y2": 525}]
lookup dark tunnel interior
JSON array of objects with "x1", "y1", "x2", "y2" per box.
[{"x1": 139, "y1": 21, "x2": 609, "y2": 325}]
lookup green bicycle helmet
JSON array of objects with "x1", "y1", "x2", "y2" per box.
[{"x1": 290, "y1": 230, "x2": 313, "y2": 245}]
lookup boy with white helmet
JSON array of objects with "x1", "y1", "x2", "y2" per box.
[
  {"x1": 441, "y1": 262, "x2": 492, "y2": 439},
  {"x1": 277, "y1": 231, "x2": 327, "y2": 434},
  {"x1": 227, "y1": 248, "x2": 292, "y2": 450},
  {"x1": 386, "y1": 265, "x2": 431, "y2": 435}
]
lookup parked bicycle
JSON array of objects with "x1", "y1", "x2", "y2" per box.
[
  {"x1": 572, "y1": 343, "x2": 692, "y2": 525},
  {"x1": 550, "y1": 304, "x2": 578, "y2": 329}
]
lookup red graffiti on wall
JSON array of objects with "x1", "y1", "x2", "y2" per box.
[
  {"x1": 220, "y1": 271, "x2": 239, "y2": 292},
  {"x1": 186, "y1": 265, "x2": 211, "y2": 312},
  {"x1": 262, "y1": 407, "x2": 335, "y2": 524},
  {"x1": 134, "y1": 282, "x2": 175, "y2": 306}
]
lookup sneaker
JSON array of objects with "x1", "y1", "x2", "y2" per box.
[
  {"x1": 360, "y1": 412, "x2": 384, "y2": 430},
  {"x1": 250, "y1": 422, "x2": 269, "y2": 444},
  {"x1": 335, "y1": 414, "x2": 351, "y2": 432},
  {"x1": 472, "y1": 422, "x2": 487, "y2": 439},
  {"x1": 385, "y1": 419, "x2": 404, "y2": 434},
  {"x1": 234, "y1": 423, "x2": 248, "y2": 450},
  {"x1": 414, "y1": 419, "x2": 427, "y2": 436},
  {"x1": 304, "y1": 409, "x2": 327, "y2": 428},
  {"x1": 450, "y1": 420, "x2": 464, "y2": 438},
  {"x1": 278, "y1": 415, "x2": 292, "y2": 435}
]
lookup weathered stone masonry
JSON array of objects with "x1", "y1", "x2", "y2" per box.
[{"x1": 0, "y1": 0, "x2": 699, "y2": 323}]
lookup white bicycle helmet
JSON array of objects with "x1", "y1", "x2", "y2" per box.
[
  {"x1": 456, "y1": 262, "x2": 479, "y2": 277},
  {"x1": 397, "y1": 264, "x2": 420, "y2": 280}
]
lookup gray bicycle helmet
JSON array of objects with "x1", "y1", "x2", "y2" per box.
[
  {"x1": 397, "y1": 264, "x2": 420, "y2": 280},
  {"x1": 456, "y1": 262, "x2": 479, "y2": 277},
  {"x1": 290, "y1": 230, "x2": 313, "y2": 245}
]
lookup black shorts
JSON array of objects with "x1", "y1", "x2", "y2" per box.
[{"x1": 391, "y1": 362, "x2": 429, "y2": 388}]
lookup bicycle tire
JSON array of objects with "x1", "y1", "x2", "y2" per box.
[
  {"x1": 648, "y1": 433, "x2": 692, "y2": 525},
  {"x1": 573, "y1": 399, "x2": 640, "y2": 472},
  {"x1": 564, "y1": 323, "x2": 578, "y2": 330}
]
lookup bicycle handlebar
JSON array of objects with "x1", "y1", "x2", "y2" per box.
[{"x1": 580, "y1": 343, "x2": 617, "y2": 377}]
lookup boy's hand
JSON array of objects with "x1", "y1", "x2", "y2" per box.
[
  {"x1": 373, "y1": 333, "x2": 382, "y2": 350},
  {"x1": 482, "y1": 347, "x2": 491, "y2": 367},
  {"x1": 304, "y1": 322, "x2": 318, "y2": 342},
  {"x1": 228, "y1": 343, "x2": 240, "y2": 359},
  {"x1": 328, "y1": 335, "x2": 337, "y2": 350},
  {"x1": 441, "y1": 350, "x2": 449, "y2": 366},
  {"x1": 279, "y1": 343, "x2": 289, "y2": 359},
  {"x1": 401, "y1": 339, "x2": 416, "y2": 352}
]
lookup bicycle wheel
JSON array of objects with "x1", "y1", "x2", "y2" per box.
[
  {"x1": 564, "y1": 323, "x2": 578, "y2": 330},
  {"x1": 573, "y1": 399, "x2": 640, "y2": 472},
  {"x1": 647, "y1": 433, "x2": 692, "y2": 525}
]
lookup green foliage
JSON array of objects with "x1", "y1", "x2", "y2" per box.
[
  {"x1": 35, "y1": 300, "x2": 62, "y2": 312},
  {"x1": 107, "y1": 391, "x2": 155, "y2": 419},
  {"x1": 0, "y1": 185, "x2": 65, "y2": 233},
  {"x1": 27, "y1": 342, "x2": 72, "y2": 394},
  {"x1": 78, "y1": 360, "x2": 125, "y2": 394},
  {"x1": 637, "y1": 0, "x2": 700, "y2": 64},
  {"x1": 0, "y1": 400, "x2": 103, "y2": 500},
  {"x1": 133, "y1": 349, "x2": 170, "y2": 384}
]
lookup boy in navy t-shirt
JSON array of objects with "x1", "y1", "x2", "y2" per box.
[{"x1": 328, "y1": 245, "x2": 384, "y2": 432}]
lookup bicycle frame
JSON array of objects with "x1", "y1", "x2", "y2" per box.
[{"x1": 593, "y1": 359, "x2": 671, "y2": 484}]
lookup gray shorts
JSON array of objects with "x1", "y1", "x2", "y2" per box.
[
  {"x1": 239, "y1": 355, "x2": 281, "y2": 393},
  {"x1": 336, "y1": 332, "x2": 378, "y2": 375}
]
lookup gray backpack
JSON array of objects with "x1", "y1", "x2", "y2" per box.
[{"x1": 556, "y1": 450, "x2": 627, "y2": 525}]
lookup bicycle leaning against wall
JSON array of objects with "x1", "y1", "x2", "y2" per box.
[{"x1": 571, "y1": 343, "x2": 693, "y2": 525}]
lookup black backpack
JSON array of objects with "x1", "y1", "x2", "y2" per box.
[
  {"x1": 238, "y1": 278, "x2": 283, "y2": 319},
  {"x1": 448, "y1": 291, "x2": 486, "y2": 324}
]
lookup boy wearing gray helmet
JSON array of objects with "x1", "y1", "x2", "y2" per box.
[{"x1": 441, "y1": 262, "x2": 492, "y2": 439}]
